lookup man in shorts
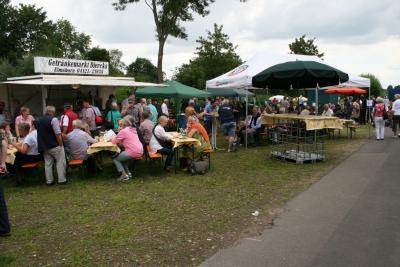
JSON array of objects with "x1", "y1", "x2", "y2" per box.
[{"x1": 218, "y1": 99, "x2": 237, "y2": 152}]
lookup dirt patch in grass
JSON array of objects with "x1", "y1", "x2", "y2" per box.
[{"x1": 0, "y1": 127, "x2": 370, "y2": 266}]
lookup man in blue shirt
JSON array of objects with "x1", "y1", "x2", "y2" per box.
[
  {"x1": 218, "y1": 99, "x2": 237, "y2": 152},
  {"x1": 203, "y1": 97, "x2": 213, "y2": 135}
]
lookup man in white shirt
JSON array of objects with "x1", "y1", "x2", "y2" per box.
[
  {"x1": 161, "y1": 99, "x2": 169, "y2": 118},
  {"x1": 391, "y1": 94, "x2": 400, "y2": 137},
  {"x1": 321, "y1": 104, "x2": 334, "y2": 117},
  {"x1": 149, "y1": 116, "x2": 178, "y2": 171}
]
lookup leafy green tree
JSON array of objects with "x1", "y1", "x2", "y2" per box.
[
  {"x1": 126, "y1": 57, "x2": 158, "y2": 82},
  {"x1": 0, "y1": 55, "x2": 35, "y2": 81},
  {"x1": 85, "y1": 47, "x2": 125, "y2": 76},
  {"x1": 1, "y1": 3, "x2": 53, "y2": 61},
  {"x1": 289, "y1": 34, "x2": 324, "y2": 58},
  {"x1": 361, "y1": 73, "x2": 384, "y2": 97},
  {"x1": 109, "y1": 49, "x2": 126, "y2": 76},
  {"x1": 1, "y1": 1, "x2": 91, "y2": 61},
  {"x1": 113, "y1": 0, "x2": 215, "y2": 83},
  {"x1": 174, "y1": 24, "x2": 242, "y2": 89},
  {"x1": 42, "y1": 19, "x2": 91, "y2": 58}
]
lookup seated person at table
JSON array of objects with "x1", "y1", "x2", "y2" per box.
[
  {"x1": 112, "y1": 118, "x2": 144, "y2": 181},
  {"x1": 183, "y1": 116, "x2": 211, "y2": 159},
  {"x1": 1, "y1": 122, "x2": 14, "y2": 142},
  {"x1": 239, "y1": 107, "x2": 262, "y2": 145},
  {"x1": 66, "y1": 120, "x2": 99, "y2": 172},
  {"x1": 322, "y1": 104, "x2": 334, "y2": 117},
  {"x1": 139, "y1": 111, "x2": 154, "y2": 145},
  {"x1": 149, "y1": 116, "x2": 178, "y2": 172},
  {"x1": 300, "y1": 106, "x2": 311, "y2": 116},
  {"x1": 0, "y1": 129, "x2": 9, "y2": 174},
  {"x1": 10, "y1": 122, "x2": 43, "y2": 170}
]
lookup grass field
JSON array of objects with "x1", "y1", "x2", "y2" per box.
[{"x1": 0, "y1": 127, "x2": 370, "y2": 266}]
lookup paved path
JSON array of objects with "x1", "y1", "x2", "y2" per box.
[{"x1": 201, "y1": 132, "x2": 400, "y2": 267}]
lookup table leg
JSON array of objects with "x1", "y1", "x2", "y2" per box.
[{"x1": 174, "y1": 147, "x2": 178, "y2": 174}]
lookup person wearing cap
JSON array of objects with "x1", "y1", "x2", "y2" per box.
[
  {"x1": 60, "y1": 104, "x2": 78, "y2": 135},
  {"x1": 391, "y1": 94, "x2": 400, "y2": 137}
]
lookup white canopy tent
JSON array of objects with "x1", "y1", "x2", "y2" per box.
[
  {"x1": 0, "y1": 74, "x2": 165, "y2": 116},
  {"x1": 206, "y1": 52, "x2": 324, "y2": 89},
  {"x1": 334, "y1": 75, "x2": 370, "y2": 89}
]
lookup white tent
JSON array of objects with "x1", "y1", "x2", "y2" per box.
[
  {"x1": 206, "y1": 52, "x2": 324, "y2": 89},
  {"x1": 335, "y1": 75, "x2": 370, "y2": 89}
]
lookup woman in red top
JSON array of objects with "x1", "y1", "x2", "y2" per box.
[{"x1": 373, "y1": 97, "x2": 386, "y2": 140}]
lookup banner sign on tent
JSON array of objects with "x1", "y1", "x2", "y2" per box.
[{"x1": 34, "y1": 57, "x2": 109, "y2": 76}]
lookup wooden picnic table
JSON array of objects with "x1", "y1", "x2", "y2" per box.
[
  {"x1": 168, "y1": 132, "x2": 201, "y2": 173},
  {"x1": 260, "y1": 114, "x2": 343, "y2": 131},
  {"x1": 6, "y1": 146, "x2": 18, "y2": 165},
  {"x1": 87, "y1": 141, "x2": 120, "y2": 155}
]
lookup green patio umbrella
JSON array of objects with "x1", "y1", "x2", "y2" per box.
[
  {"x1": 135, "y1": 80, "x2": 211, "y2": 116},
  {"x1": 252, "y1": 60, "x2": 349, "y2": 113}
]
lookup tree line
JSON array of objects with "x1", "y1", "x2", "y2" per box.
[{"x1": 1, "y1": 0, "x2": 384, "y2": 96}]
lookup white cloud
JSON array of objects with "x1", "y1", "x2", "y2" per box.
[{"x1": 10, "y1": 0, "x2": 400, "y2": 86}]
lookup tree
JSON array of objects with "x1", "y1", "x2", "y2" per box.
[
  {"x1": 289, "y1": 34, "x2": 324, "y2": 58},
  {"x1": 1, "y1": 3, "x2": 53, "y2": 61},
  {"x1": 0, "y1": 2, "x2": 91, "y2": 61},
  {"x1": 360, "y1": 73, "x2": 384, "y2": 97},
  {"x1": 113, "y1": 0, "x2": 215, "y2": 83},
  {"x1": 126, "y1": 57, "x2": 158, "y2": 83},
  {"x1": 42, "y1": 19, "x2": 91, "y2": 59},
  {"x1": 174, "y1": 24, "x2": 242, "y2": 89},
  {"x1": 109, "y1": 49, "x2": 126, "y2": 76},
  {"x1": 84, "y1": 47, "x2": 126, "y2": 76}
]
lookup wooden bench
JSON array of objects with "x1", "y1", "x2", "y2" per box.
[
  {"x1": 68, "y1": 159, "x2": 85, "y2": 177},
  {"x1": 17, "y1": 162, "x2": 41, "y2": 185},
  {"x1": 146, "y1": 146, "x2": 163, "y2": 171}
]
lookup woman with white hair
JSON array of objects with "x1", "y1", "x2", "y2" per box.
[
  {"x1": 372, "y1": 97, "x2": 386, "y2": 140},
  {"x1": 149, "y1": 116, "x2": 178, "y2": 172}
]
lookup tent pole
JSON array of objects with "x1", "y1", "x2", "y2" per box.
[
  {"x1": 41, "y1": 85, "x2": 47, "y2": 114},
  {"x1": 245, "y1": 88, "x2": 248, "y2": 149},
  {"x1": 315, "y1": 83, "x2": 319, "y2": 115}
]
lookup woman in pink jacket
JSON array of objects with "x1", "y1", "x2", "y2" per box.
[{"x1": 112, "y1": 118, "x2": 144, "y2": 181}]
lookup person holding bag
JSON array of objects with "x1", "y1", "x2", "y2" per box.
[{"x1": 105, "y1": 102, "x2": 121, "y2": 131}]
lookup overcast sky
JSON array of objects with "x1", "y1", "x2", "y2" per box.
[{"x1": 11, "y1": 0, "x2": 400, "y2": 87}]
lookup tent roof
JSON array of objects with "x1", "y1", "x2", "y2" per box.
[
  {"x1": 2, "y1": 74, "x2": 164, "y2": 87},
  {"x1": 207, "y1": 88, "x2": 254, "y2": 97},
  {"x1": 206, "y1": 52, "x2": 370, "y2": 89},
  {"x1": 206, "y1": 52, "x2": 324, "y2": 89},
  {"x1": 135, "y1": 80, "x2": 210, "y2": 98},
  {"x1": 334, "y1": 75, "x2": 370, "y2": 88}
]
